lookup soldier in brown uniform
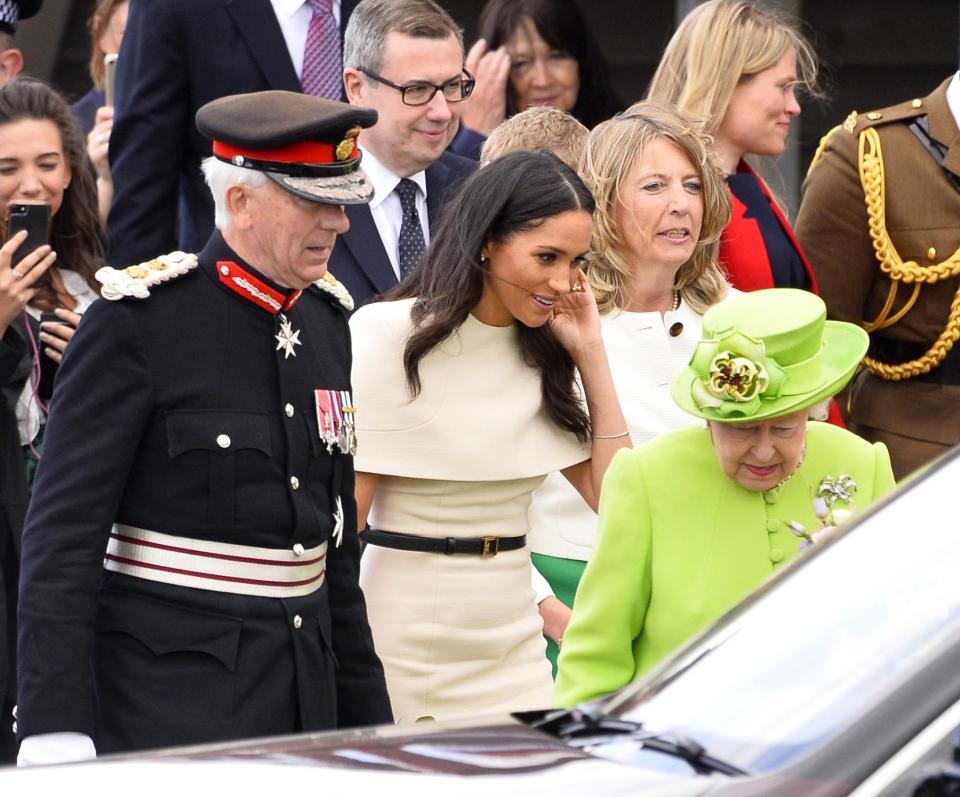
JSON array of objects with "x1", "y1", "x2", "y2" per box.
[{"x1": 795, "y1": 72, "x2": 960, "y2": 479}]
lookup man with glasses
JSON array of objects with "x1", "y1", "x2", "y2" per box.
[{"x1": 333, "y1": 0, "x2": 477, "y2": 307}]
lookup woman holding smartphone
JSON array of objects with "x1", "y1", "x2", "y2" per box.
[
  {"x1": 72, "y1": 0, "x2": 129, "y2": 224},
  {"x1": 0, "y1": 77, "x2": 102, "y2": 473},
  {"x1": 0, "y1": 75, "x2": 102, "y2": 763}
]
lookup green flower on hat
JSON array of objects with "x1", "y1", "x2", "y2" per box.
[
  {"x1": 690, "y1": 330, "x2": 788, "y2": 417},
  {"x1": 706, "y1": 351, "x2": 769, "y2": 402}
]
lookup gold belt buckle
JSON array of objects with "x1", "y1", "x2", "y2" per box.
[{"x1": 480, "y1": 536, "x2": 499, "y2": 558}]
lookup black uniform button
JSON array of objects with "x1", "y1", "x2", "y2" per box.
[
  {"x1": 290, "y1": 476, "x2": 300, "y2": 490},
  {"x1": 216, "y1": 434, "x2": 231, "y2": 449},
  {"x1": 293, "y1": 615, "x2": 303, "y2": 630},
  {"x1": 285, "y1": 403, "x2": 295, "y2": 417}
]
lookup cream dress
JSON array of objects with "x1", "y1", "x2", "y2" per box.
[{"x1": 350, "y1": 299, "x2": 589, "y2": 723}]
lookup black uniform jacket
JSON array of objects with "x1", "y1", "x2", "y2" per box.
[{"x1": 16, "y1": 233, "x2": 391, "y2": 750}]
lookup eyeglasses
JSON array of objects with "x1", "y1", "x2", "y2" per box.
[{"x1": 357, "y1": 67, "x2": 475, "y2": 106}]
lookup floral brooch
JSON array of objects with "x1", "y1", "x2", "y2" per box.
[{"x1": 690, "y1": 330, "x2": 787, "y2": 417}]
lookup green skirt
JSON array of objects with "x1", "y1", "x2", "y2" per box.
[{"x1": 531, "y1": 552, "x2": 586, "y2": 679}]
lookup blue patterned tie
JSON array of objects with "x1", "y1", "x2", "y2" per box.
[
  {"x1": 301, "y1": 0, "x2": 342, "y2": 99},
  {"x1": 395, "y1": 179, "x2": 426, "y2": 279}
]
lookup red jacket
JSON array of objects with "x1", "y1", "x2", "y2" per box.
[
  {"x1": 719, "y1": 162, "x2": 843, "y2": 427},
  {"x1": 719, "y1": 161, "x2": 819, "y2": 293}
]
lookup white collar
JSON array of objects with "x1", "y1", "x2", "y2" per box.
[
  {"x1": 270, "y1": 0, "x2": 341, "y2": 18},
  {"x1": 946, "y1": 71, "x2": 960, "y2": 131},
  {"x1": 360, "y1": 146, "x2": 427, "y2": 211},
  {"x1": 270, "y1": 0, "x2": 308, "y2": 18}
]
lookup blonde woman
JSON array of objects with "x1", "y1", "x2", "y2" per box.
[
  {"x1": 647, "y1": 0, "x2": 820, "y2": 293},
  {"x1": 527, "y1": 101, "x2": 733, "y2": 674}
]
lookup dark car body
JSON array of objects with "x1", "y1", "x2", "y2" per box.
[{"x1": 7, "y1": 450, "x2": 960, "y2": 797}]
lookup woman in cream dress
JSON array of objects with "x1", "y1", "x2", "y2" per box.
[
  {"x1": 350, "y1": 151, "x2": 629, "y2": 723},
  {"x1": 528, "y1": 102, "x2": 734, "y2": 672}
]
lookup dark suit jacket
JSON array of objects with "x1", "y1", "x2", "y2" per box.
[
  {"x1": 331, "y1": 151, "x2": 477, "y2": 308},
  {"x1": 107, "y1": 0, "x2": 357, "y2": 267}
]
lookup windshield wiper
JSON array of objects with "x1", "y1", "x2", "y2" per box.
[{"x1": 529, "y1": 705, "x2": 748, "y2": 777}]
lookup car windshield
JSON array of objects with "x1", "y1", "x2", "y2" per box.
[{"x1": 605, "y1": 453, "x2": 960, "y2": 774}]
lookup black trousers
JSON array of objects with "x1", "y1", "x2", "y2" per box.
[{"x1": 93, "y1": 572, "x2": 339, "y2": 755}]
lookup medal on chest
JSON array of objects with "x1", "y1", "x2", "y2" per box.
[
  {"x1": 275, "y1": 314, "x2": 302, "y2": 359},
  {"x1": 315, "y1": 389, "x2": 357, "y2": 455}
]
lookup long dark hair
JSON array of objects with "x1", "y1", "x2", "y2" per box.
[
  {"x1": 0, "y1": 78, "x2": 103, "y2": 311},
  {"x1": 478, "y1": 0, "x2": 622, "y2": 129},
  {"x1": 392, "y1": 150, "x2": 595, "y2": 442}
]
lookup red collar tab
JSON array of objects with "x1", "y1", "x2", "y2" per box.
[{"x1": 217, "y1": 260, "x2": 298, "y2": 315}]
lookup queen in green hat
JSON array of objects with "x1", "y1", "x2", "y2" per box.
[{"x1": 554, "y1": 288, "x2": 897, "y2": 708}]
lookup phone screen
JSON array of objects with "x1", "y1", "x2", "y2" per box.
[{"x1": 6, "y1": 203, "x2": 51, "y2": 268}]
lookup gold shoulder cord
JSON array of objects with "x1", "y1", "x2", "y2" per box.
[{"x1": 857, "y1": 126, "x2": 960, "y2": 381}]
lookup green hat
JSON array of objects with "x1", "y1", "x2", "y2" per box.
[{"x1": 671, "y1": 289, "x2": 868, "y2": 422}]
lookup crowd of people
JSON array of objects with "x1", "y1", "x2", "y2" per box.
[{"x1": 0, "y1": 0, "x2": 957, "y2": 769}]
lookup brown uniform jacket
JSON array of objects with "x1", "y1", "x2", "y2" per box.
[{"x1": 795, "y1": 76, "x2": 960, "y2": 478}]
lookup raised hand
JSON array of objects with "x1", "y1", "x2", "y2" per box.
[
  {"x1": 460, "y1": 39, "x2": 511, "y2": 137},
  {"x1": 548, "y1": 270, "x2": 601, "y2": 362},
  {"x1": 0, "y1": 230, "x2": 56, "y2": 336}
]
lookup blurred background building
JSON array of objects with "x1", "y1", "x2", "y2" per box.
[{"x1": 18, "y1": 0, "x2": 960, "y2": 213}]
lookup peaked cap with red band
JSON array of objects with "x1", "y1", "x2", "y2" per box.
[{"x1": 196, "y1": 90, "x2": 378, "y2": 205}]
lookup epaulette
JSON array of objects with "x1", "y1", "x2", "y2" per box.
[
  {"x1": 312, "y1": 271, "x2": 354, "y2": 311},
  {"x1": 96, "y1": 251, "x2": 199, "y2": 300},
  {"x1": 851, "y1": 96, "x2": 927, "y2": 135}
]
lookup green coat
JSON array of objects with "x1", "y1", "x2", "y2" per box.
[{"x1": 554, "y1": 422, "x2": 896, "y2": 708}]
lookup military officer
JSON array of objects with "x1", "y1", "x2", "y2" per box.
[
  {"x1": 795, "y1": 71, "x2": 960, "y2": 479},
  {"x1": 16, "y1": 91, "x2": 392, "y2": 765}
]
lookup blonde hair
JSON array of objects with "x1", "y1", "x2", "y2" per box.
[
  {"x1": 580, "y1": 101, "x2": 731, "y2": 314},
  {"x1": 481, "y1": 107, "x2": 588, "y2": 171},
  {"x1": 646, "y1": 0, "x2": 819, "y2": 135}
]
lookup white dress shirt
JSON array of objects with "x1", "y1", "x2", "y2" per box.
[
  {"x1": 269, "y1": 0, "x2": 341, "y2": 79},
  {"x1": 946, "y1": 70, "x2": 960, "y2": 130},
  {"x1": 360, "y1": 147, "x2": 430, "y2": 280}
]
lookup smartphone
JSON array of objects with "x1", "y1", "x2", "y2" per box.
[
  {"x1": 6, "y1": 203, "x2": 50, "y2": 268},
  {"x1": 104, "y1": 53, "x2": 119, "y2": 107}
]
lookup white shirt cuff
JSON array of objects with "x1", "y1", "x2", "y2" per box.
[
  {"x1": 532, "y1": 563, "x2": 555, "y2": 604},
  {"x1": 18, "y1": 733, "x2": 97, "y2": 767}
]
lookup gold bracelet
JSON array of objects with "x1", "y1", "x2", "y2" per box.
[{"x1": 592, "y1": 430, "x2": 630, "y2": 440}]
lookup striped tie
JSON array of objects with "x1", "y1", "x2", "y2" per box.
[{"x1": 301, "y1": 0, "x2": 342, "y2": 99}]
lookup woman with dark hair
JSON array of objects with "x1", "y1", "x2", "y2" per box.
[
  {"x1": 0, "y1": 77, "x2": 102, "y2": 472},
  {"x1": 0, "y1": 76, "x2": 102, "y2": 760},
  {"x1": 350, "y1": 150, "x2": 628, "y2": 722},
  {"x1": 455, "y1": 0, "x2": 622, "y2": 158}
]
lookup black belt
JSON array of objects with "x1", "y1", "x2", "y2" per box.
[
  {"x1": 869, "y1": 337, "x2": 960, "y2": 384},
  {"x1": 363, "y1": 528, "x2": 526, "y2": 558}
]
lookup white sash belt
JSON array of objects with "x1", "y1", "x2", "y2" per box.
[{"x1": 104, "y1": 524, "x2": 327, "y2": 598}]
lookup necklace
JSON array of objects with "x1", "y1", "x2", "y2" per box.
[{"x1": 671, "y1": 290, "x2": 680, "y2": 312}]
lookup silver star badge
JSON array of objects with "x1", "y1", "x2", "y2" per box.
[{"x1": 275, "y1": 315, "x2": 302, "y2": 359}]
